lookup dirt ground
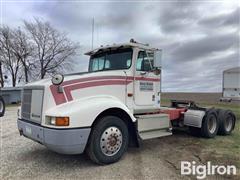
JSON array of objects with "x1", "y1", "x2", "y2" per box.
[{"x1": 1, "y1": 93, "x2": 239, "y2": 180}]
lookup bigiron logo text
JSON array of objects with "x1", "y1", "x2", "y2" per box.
[{"x1": 181, "y1": 161, "x2": 237, "y2": 179}]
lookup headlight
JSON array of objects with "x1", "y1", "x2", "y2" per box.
[
  {"x1": 50, "y1": 118, "x2": 56, "y2": 125},
  {"x1": 51, "y1": 74, "x2": 64, "y2": 85}
]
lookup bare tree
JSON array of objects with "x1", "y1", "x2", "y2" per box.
[
  {"x1": 0, "y1": 26, "x2": 21, "y2": 87},
  {"x1": 24, "y1": 19, "x2": 79, "y2": 79},
  {"x1": 11, "y1": 27, "x2": 33, "y2": 83}
]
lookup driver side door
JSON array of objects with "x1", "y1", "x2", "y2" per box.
[{"x1": 134, "y1": 50, "x2": 160, "y2": 107}]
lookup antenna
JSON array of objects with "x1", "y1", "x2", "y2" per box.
[{"x1": 91, "y1": 18, "x2": 94, "y2": 50}]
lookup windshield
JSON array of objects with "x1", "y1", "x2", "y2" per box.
[{"x1": 88, "y1": 48, "x2": 132, "y2": 72}]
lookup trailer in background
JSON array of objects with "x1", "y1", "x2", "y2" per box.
[
  {"x1": 220, "y1": 67, "x2": 240, "y2": 102},
  {"x1": 0, "y1": 87, "x2": 22, "y2": 104}
]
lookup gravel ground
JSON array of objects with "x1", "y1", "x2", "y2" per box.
[
  {"x1": 2, "y1": 105, "x2": 239, "y2": 180},
  {"x1": 1, "y1": 106, "x2": 190, "y2": 180}
]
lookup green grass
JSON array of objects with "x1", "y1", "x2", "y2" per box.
[
  {"x1": 162, "y1": 98, "x2": 240, "y2": 168},
  {"x1": 199, "y1": 102, "x2": 240, "y2": 168}
]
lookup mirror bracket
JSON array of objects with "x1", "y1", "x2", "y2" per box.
[{"x1": 140, "y1": 71, "x2": 147, "y2": 76}]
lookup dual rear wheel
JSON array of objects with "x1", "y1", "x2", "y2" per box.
[
  {"x1": 189, "y1": 109, "x2": 235, "y2": 138},
  {"x1": 217, "y1": 109, "x2": 236, "y2": 135}
]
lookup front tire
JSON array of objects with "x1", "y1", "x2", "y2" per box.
[
  {"x1": 87, "y1": 116, "x2": 129, "y2": 165},
  {"x1": 0, "y1": 96, "x2": 5, "y2": 117}
]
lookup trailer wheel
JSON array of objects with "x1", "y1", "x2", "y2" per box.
[
  {"x1": 217, "y1": 109, "x2": 236, "y2": 135},
  {"x1": 0, "y1": 96, "x2": 5, "y2": 117},
  {"x1": 201, "y1": 109, "x2": 219, "y2": 138},
  {"x1": 86, "y1": 116, "x2": 128, "y2": 164}
]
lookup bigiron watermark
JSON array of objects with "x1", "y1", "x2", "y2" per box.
[{"x1": 181, "y1": 161, "x2": 237, "y2": 179}]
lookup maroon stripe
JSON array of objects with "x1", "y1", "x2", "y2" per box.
[
  {"x1": 64, "y1": 80, "x2": 132, "y2": 101},
  {"x1": 62, "y1": 76, "x2": 129, "y2": 86},
  {"x1": 50, "y1": 75, "x2": 160, "y2": 105},
  {"x1": 61, "y1": 76, "x2": 159, "y2": 86},
  {"x1": 135, "y1": 77, "x2": 160, "y2": 82},
  {"x1": 50, "y1": 85, "x2": 67, "y2": 105}
]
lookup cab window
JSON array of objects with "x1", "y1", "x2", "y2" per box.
[
  {"x1": 91, "y1": 56, "x2": 105, "y2": 71},
  {"x1": 89, "y1": 48, "x2": 132, "y2": 72},
  {"x1": 136, "y1": 51, "x2": 154, "y2": 71}
]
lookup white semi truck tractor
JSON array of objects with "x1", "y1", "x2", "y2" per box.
[{"x1": 17, "y1": 40, "x2": 236, "y2": 164}]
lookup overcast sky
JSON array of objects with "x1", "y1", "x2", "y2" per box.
[{"x1": 1, "y1": 0, "x2": 239, "y2": 92}]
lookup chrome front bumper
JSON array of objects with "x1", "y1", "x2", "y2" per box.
[{"x1": 17, "y1": 119, "x2": 91, "y2": 154}]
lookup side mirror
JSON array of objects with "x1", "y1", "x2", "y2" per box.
[
  {"x1": 153, "y1": 68, "x2": 161, "y2": 75},
  {"x1": 153, "y1": 50, "x2": 162, "y2": 68}
]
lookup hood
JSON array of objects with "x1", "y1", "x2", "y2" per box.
[{"x1": 24, "y1": 70, "x2": 127, "y2": 88}]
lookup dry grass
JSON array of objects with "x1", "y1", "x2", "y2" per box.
[{"x1": 162, "y1": 92, "x2": 240, "y2": 178}]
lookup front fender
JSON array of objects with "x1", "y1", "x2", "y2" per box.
[{"x1": 45, "y1": 96, "x2": 136, "y2": 128}]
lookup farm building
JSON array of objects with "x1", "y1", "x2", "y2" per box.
[
  {"x1": 0, "y1": 87, "x2": 22, "y2": 104},
  {"x1": 221, "y1": 67, "x2": 240, "y2": 101}
]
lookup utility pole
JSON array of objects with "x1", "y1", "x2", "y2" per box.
[{"x1": 92, "y1": 18, "x2": 94, "y2": 50}]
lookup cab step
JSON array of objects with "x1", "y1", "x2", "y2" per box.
[
  {"x1": 135, "y1": 113, "x2": 172, "y2": 140},
  {"x1": 139, "y1": 129, "x2": 172, "y2": 140}
]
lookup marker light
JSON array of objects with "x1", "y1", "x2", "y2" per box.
[
  {"x1": 50, "y1": 117, "x2": 69, "y2": 126},
  {"x1": 55, "y1": 117, "x2": 69, "y2": 126}
]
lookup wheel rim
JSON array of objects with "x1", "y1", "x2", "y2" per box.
[
  {"x1": 225, "y1": 115, "x2": 233, "y2": 132},
  {"x1": 208, "y1": 115, "x2": 217, "y2": 134},
  {"x1": 100, "y1": 126, "x2": 123, "y2": 156},
  {"x1": 0, "y1": 101, "x2": 3, "y2": 113}
]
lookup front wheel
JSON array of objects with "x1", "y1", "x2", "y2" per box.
[
  {"x1": 86, "y1": 116, "x2": 129, "y2": 164},
  {"x1": 0, "y1": 96, "x2": 5, "y2": 117}
]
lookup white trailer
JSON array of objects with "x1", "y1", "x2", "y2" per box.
[
  {"x1": 221, "y1": 67, "x2": 240, "y2": 102},
  {"x1": 17, "y1": 40, "x2": 236, "y2": 164}
]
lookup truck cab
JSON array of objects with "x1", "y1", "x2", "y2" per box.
[
  {"x1": 85, "y1": 41, "x2": 162, "y2": 111},
  {"x1": 17, "y1": 40, "x2": 236, "y2": 164}
]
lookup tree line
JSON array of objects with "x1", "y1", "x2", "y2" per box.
[{"x1": 0, "y1": 19, "x2": 80, "y2": 87}]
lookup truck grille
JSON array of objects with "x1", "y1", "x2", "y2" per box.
[
  {"x1": 21, "y1": 87, "x2": 44, "y2": 123},
  {"x1": 21, "y1": 89, "x2": 32, "y2": 120}
]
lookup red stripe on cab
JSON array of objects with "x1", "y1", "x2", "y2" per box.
[
  {"x1": 50, "y1": 75, "x2": 160, "y2": 105},
  {"x1": 64, "y1": 80, "x2": 132, "y2": 101},
  {"x1": 50, "y1": 85, "x2": 67, "y2": 105}
]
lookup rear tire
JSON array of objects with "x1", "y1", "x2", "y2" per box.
[
  {"x1": 0, "y1": 96, "x2": 5, "y2": 117},
  {"x1": 217, "y1": 109, "x2": 236, "y2": 135},
  {"x1": 86, "y1": 116, "x2": 129, "y2": 165},
  {"x1": 201, "y1": 109, "x2": 219, "y2": 138}
]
